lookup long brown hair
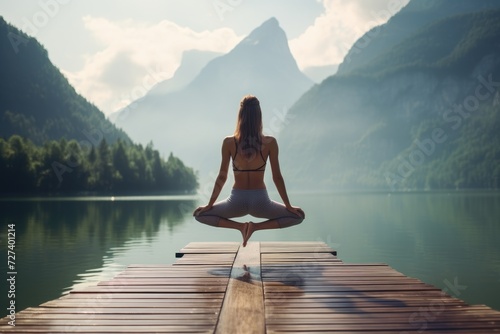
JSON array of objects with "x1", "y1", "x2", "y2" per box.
[{"x1": 234, "y1": 95, "x2": 263, "y2": 159}]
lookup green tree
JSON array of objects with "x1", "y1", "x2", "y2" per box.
[{"x1": 97, "y1": 139, "x2": 112, "y2": 190}]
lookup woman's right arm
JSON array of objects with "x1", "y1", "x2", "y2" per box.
[
  {"x1": 268, "y1": 137, "x2": 304, "y2": 218},
  {"x1": 193, "y1": 137, "x2": 231, "y2": 216}
]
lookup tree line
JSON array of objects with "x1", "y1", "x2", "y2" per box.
[{"x1": 0, "y1": 135, "x2": 198, "y2": 194}]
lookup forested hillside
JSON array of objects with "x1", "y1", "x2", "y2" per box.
[
  {"x1": 338, "y1": 0, "x2": 500, "y2": 75},
  {"x1": 0, "y1": 17, "x2": 198, "y2": 194},
  {"x1": 0, "y1": 17, "x2": 130, "y2": 145},
  {"x1": 280, "y1": 7, "x2": 500, "y2": 191}
]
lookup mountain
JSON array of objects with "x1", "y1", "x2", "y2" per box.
[
  {"x1": 147, "y1": 50, "x2": 222, "y2": 97},
  {"x1": 338, "y1": 0, "x2": 500, "y2": 75},
  {"x1": 0, "y1": 16, "x2": 130, "y2": 145},
  {"x1": 303, "y1": 64, "x2": 339, "y2": 83},
  {"x1": 279, "y1": 5, "x2": 500, "y2": 191},
  {"x1": 109, "y1": 49, "x2": 221, "y2": 122},
  {"x1": 114, "y1": 17, "x2": 313, "y2": 177}
]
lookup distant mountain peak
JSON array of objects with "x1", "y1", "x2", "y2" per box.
[
  {"x1": 229, "y1": 16, "x2": 294, "y2": 69},
  {"x1": 238, "y1": 17, "x2": 285, "y2": 45},
  {"x1": 259, "y1": 17, "x2": 280, "y2": 29}
]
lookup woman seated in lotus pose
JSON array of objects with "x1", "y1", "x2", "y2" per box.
[{"x1": 193, "y1": 95, "x2": 305, "y2": 246}]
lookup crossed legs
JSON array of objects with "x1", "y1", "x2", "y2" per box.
[{"x1": 194, "y1": 189, "x2": 304, "y2": 246}]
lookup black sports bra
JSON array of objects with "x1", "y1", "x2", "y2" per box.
[{"x1": 232, "y1": 137, "x2": 267, "y2": 172}]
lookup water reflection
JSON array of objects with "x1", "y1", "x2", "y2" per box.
[{"x1": 0, "y1": 197, "x2": 197, "y2": 315}]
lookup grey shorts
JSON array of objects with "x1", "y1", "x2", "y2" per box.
[{"x1": 194, "y1": 188, "x2": 303, "y2": 228}]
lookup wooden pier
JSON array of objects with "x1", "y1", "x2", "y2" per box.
[{"x1": 1, "y1": 241, "x2": 500, "y2": 333}]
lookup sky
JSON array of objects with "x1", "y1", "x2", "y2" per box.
[{"x1": 1, "y1": 0, "x2": 410, "y2": 115}]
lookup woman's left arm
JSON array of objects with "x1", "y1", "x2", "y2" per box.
[{"x1": 193, "y1": 137, "x2": 231, "y2": 216}]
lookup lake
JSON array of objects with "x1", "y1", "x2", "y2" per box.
[{"x1": 1, "y1": 191, "x2": 500, "y2": 317}]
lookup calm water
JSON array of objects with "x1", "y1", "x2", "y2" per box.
[{"x1": 1, "y1": 191, "x2": 500, "y2": 317}]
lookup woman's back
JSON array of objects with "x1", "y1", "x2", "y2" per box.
[{"x1": 229, "y1": 135, "x2": 273, "y2": 190}]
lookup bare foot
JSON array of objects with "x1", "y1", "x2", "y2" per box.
[
  {"x1": 243, "y1": 221, "x2": 255, "y2": 247},
  {"x1": 241, "y1": 223, "x2": 249, "y2": 247}
]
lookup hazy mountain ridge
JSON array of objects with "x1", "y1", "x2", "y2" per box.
[
  {"x1": 149, "y1": 50, "x2": 222, "y2": 97},
  {"x1": 349, "y1": 9, "x2": 500, "y2": 79},
  {"x1": 280, "y1": 6, "x2": 500, "y2": 191},
  {"x1": 303, "y1": 64, "x2": 339, "y2": 83},
  {"x1": 110, "y1": 49, "x2": 221, "y2": 123},
  {"x1": 115, "y1": 17, "x2": 313, "y2": 177}
]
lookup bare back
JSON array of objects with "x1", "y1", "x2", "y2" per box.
[{"x1": 222, "y1": 135, "x2": 279, "y2": 190}]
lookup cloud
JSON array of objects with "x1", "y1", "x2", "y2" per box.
[
  {"x1": 64, "y1": 16, "x2": 241, "y2": 114},
  {"x1": 289, "y1": 0, "x2": 410, "y2": 69}
]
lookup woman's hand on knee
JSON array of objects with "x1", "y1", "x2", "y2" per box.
[
  {"x1": 193, "y1": 205, "x2": 212, "y2": 216},
  {"x1": 286, "y1": 205, "x2": 305, "y2": 219}
]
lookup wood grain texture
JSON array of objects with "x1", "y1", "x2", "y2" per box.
[{"x1": 215, "y1": 242, "x2": 265, "y2": 334}]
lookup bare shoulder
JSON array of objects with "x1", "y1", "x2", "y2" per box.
[
  {"x1": 262, "y1": 135, "x2": 278, "y2": 154},
  {"x1": 262, "y1": 135, "x2": 277, "y2": 146},
  {"x1": 222, "y1": 135, "x2": 236, "y2": 152},
  {"x1": 223, "y1": 135, "x2": 235, "y2": 145}
]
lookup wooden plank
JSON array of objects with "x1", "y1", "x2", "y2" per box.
[
  {"x1": 8, "y1": 306, "x2": 221, "y2": 314},
  {"x1": 260, "y1": 241, "x2": 337, "y2": 256},
  {"x1": 174, "y1": 253, "x2": 236, "y2": 264},
  {"x1": 41, "y1": 300, "x2": 222, "y2": 308},
  {"x1": 267, "y1": 331, "x2": 499, "y2": 334},
  {"x1": 265, "y1": 314, "x2": 500, "y2": 324},
  {"x1": 182, "y1": 242, "x2": 240, "y2": 249},
  {"x1": 0, "y1": 325, "x2": 215, "y2": 333},
  {"x1": 215, "y1": 242, "x2": 265, "y2": 334},
  {"x1": 97, "y1": 277, "x2": 228, "y2": 286},
  {"x1": 70, "y1": 286, "x2": 226, "y2": 293},
  {"x1": 62, "y1": 292, "x2": 224, "y2": 299},
  {"x1": 13, "y1": 318, "x2": 217, "y2": 326},
  {"x1": 116, "y1": 271, "x2": 231, "y2": 278},
  {"x1": 265, "y1": 321, "x2": 500, "y2": 331},
  {"x1": 176, "y1": 242, "x2": 240, "y2": 257},
  {"x1": 14, "y1": 312, "x2": 218, "y2": 320}
]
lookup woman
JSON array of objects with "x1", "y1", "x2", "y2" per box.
[{"x1": 193, "y1": 95, "x2": 304, "y2": 246}]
